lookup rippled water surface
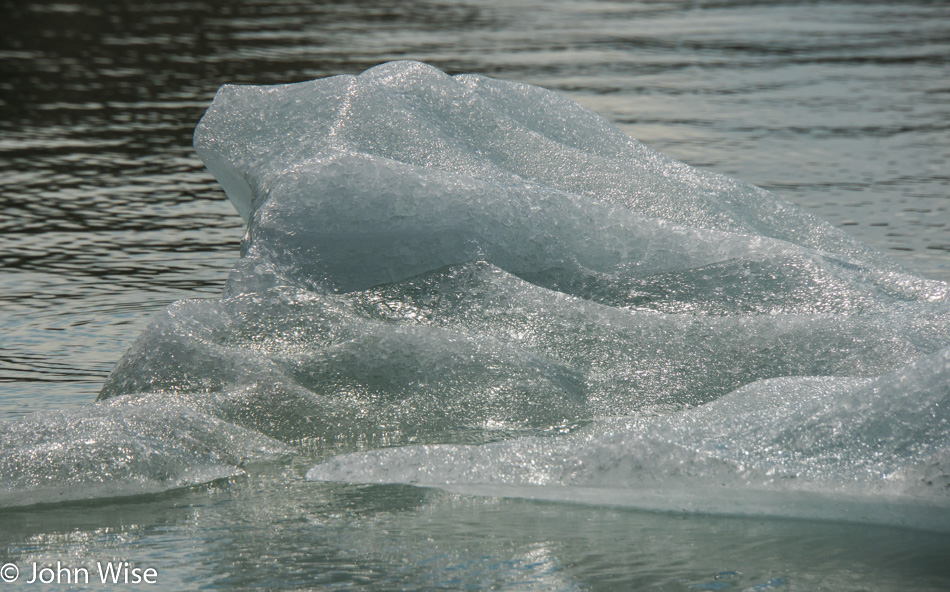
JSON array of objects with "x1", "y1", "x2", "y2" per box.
[{"x1": 1, "y1": 1, "x2": 949, "y2": 590}]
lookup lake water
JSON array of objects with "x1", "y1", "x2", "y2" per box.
[{"x1": 2, "y1": 1, "x2": 949, "y2": 590}]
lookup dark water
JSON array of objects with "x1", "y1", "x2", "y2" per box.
[{"x1": 1, "y1": 1, "x2": 949, "y2": 589}]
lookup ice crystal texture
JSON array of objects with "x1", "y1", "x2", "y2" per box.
[{"x1": 4, "y1": 62, "x2": 948, "y2": 527}]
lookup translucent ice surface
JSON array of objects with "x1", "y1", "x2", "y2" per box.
[
  {"x1": 308, "y1": 346, "x2": 950, "y2": 531},
  {"x1": 0, "y1": 396, "x2": 289, "y2": 507},
  {"x1": 4, "y1": 62, "x2": 949, "y2": 526}
]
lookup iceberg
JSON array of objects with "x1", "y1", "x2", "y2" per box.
[{"x1": 3, "y1": 61, "x2": 948, "y2": 528}]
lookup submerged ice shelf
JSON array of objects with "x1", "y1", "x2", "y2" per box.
[{"x1": 2, "y1": 62, "x2": 949, "y2": 528}]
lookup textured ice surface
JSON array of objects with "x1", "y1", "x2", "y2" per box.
[
  {"x1": 195, "y1": 61, "x2": 912, "y2": 299},
  {"x1": 308, "y1": 346, "x2": 950, "y2": 530},
  {"x1": 0, "y1": 396, "x2": 288, "y2": 506},
  {"x1": 4, "y1": 62, "x2": 949, "y2": 522}
]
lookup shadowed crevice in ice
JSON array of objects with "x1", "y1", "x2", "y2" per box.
[{"x1": 2, "y1": 61, "x2": 949, "y2": 519}]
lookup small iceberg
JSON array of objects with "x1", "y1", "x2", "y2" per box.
[{"x1": 2, "y1": 62, "x2": 947, "y2": 529}]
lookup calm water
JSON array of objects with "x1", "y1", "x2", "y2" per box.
[{"x1": 1, "y1": 0, "x2": 949, "y2": 589}]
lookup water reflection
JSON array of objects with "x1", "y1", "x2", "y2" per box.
[{"x1": 2, "y1": 470, "x2": 949, "y2": 591}]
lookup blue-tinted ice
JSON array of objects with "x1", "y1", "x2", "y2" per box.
[{"x1": 2, "y1": 62, "x2": 948, "y2": 528}]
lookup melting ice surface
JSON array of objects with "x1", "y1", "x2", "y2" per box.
[{"x1": 3, "y1": 61, "x2": 950, "y2": 530}]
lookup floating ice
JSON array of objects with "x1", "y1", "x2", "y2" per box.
[
  {"x1": 3, "y1": 62, "x2": 949, "y2": 524},
  {"x1": 308, "y1": 346, "x2": 950, "y2": 530},
  {"x1": 195, "y1": 61, "x2": 911, "y2": 299},
  {"x1": 0, "y1": 396, "x2": 288, "y2": 507}
]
